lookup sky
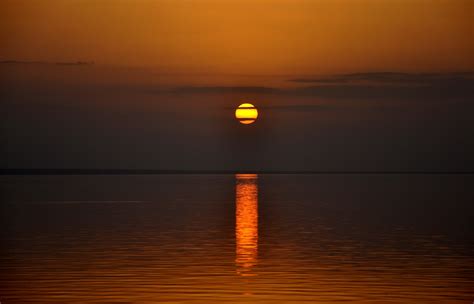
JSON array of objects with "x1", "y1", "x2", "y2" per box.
[{"x1": 1, "y1": 0, "x2": 473, "y2": 171}]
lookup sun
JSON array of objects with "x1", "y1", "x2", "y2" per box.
[{"x1": 235, "y1": 103, "x2": 258, "y2": 124}]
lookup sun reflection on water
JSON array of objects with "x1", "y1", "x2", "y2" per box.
[{"x1": 235, "y1": 174, "x2": 258, "y2": 276}]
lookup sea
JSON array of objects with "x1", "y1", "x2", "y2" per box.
[{"x1": 1, "y1": 174, "x2": 473, "y2": 303}]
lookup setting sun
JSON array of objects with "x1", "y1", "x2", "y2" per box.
[{"x1": 235, "y1": 103, "x2": 258, "y2": 124}]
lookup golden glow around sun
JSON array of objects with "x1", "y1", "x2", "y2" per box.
[{"x1": 235, "y1": 103, "x2": 258, "y2": 124}]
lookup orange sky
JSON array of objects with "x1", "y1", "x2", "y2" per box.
[{"x1": 2, "y1": 0, "x2": 473, "y2": 75}]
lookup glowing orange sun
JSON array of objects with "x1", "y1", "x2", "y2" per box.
[{"x1": 235, "y1": 103, "x2": 258, "y2": 124}]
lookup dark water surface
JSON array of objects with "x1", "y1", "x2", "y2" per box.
[{"x1": 1, "y1": 174, "x2": 473, "y2": 303}]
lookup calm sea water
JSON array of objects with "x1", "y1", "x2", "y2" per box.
[{"x1": 1, "y1": 174, "x2": 473, "y2": 303}]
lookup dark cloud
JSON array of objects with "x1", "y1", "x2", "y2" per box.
[
  {"x1": 0, "y1": 60, "x2": 93, "y2": 66},
  {"x1": 289, "y1": 77, "x2": 351, "y2": 84},
  {"x1": 286, "y1": 82, "x2": 473, "y2": 100},
  {"x1": 260, "y1": 104, "x2": 333, "y2": 111},
  {"x1": 2, "y1": 66, "x2": 473, "y2": 171},
  {"x1": 289, "y1": 71, "x2": 474, "y2": 85},
  {"x1": 225, "y1": 104, "x2": 334, "y2": 111},
  {"x1": 171, "y1": 72, "x2": 474, "y2": 100},
  {"x1": 172, "y1": 86, "x2": 279, "y2": 94}
]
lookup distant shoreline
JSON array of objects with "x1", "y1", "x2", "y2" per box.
[{"x1": 1, "y1": 169, "x2": 473, "y2": 175}]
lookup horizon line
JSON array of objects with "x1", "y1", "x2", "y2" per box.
[{"x1": 1, "y1": 169, "x2": 473, "y2": 175}]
